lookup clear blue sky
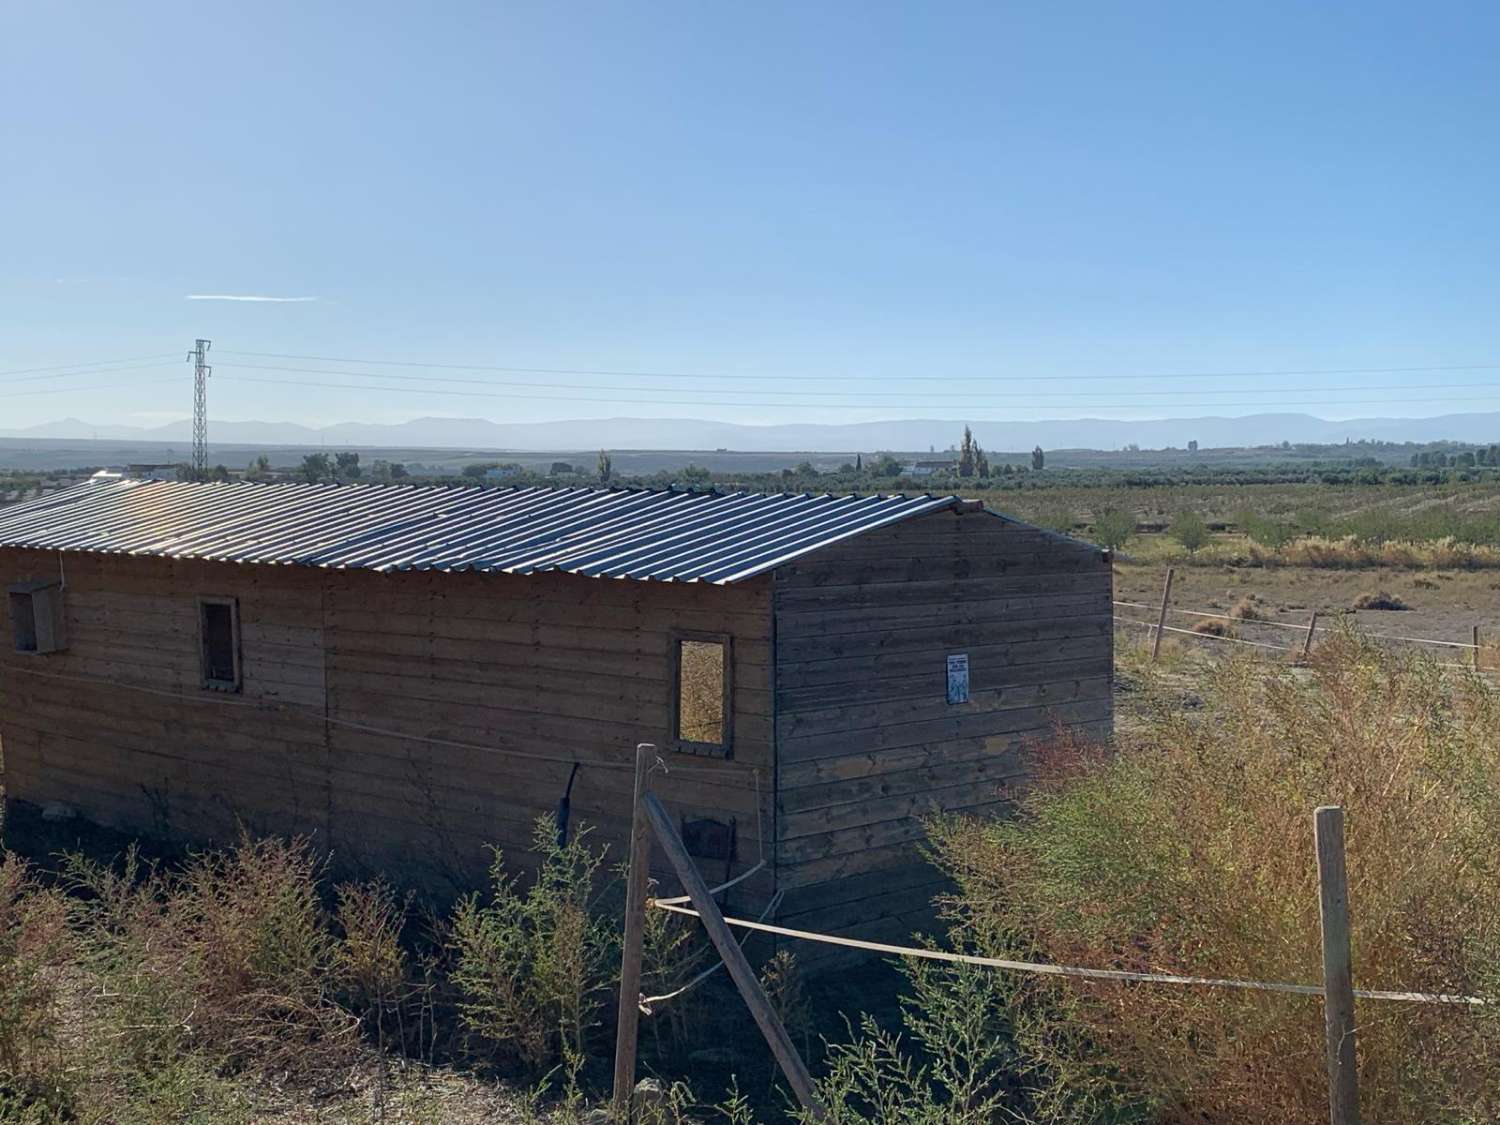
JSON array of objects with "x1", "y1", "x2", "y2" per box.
[{"x1": 3, "y1": 1, "x2": 1499, "y2": 430}]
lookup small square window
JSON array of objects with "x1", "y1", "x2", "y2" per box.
[
  {"x1": 673, "y1": 634, "x2": 732, "y2": 756},
  {"x1": 8, "y1": 580, "x2": 65, "y2": 654},
  {"x1": 199, "y1": 597, "x2": 241, "y2": 692}
]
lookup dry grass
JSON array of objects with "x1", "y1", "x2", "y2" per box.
[{"x1": 930, "y1": 632, "x2": 1500, "y2": 1123}]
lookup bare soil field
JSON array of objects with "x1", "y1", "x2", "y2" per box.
[{"x1": 1115, "y1": 560, "x2": 1500, "y2": 659}]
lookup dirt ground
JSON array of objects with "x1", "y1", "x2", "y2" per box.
[{"x1": 1115, "y1": 561, "x2": 1500, "y2": 660}]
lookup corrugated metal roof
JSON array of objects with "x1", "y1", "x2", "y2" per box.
[{"x1": 0, "y1": 480, "x2": 963, "y2": 584}]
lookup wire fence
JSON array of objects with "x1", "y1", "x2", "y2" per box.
[{"x1": 1113, "y1": 581, "x2": 1495, "y2": 672}]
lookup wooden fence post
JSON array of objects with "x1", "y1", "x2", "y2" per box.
[
  {"x1": 643, "y1": 793, "x2": 826, "y2": 1120},
  {"x1": 611, "y1": 743, "x2": 656, "y2": 1118},
  {"x1": 1315, "y1": 806, "x2": 1361, "y2": 1125},
  {"x1": 1301, "y1": 611, "x2": 1320, "y2": 660},
  {"x1": 1151, "y1": 567, "x2": 1176, "y2": 662},
  {"x1": 1475, "y1": 624, "x2": 1483, "y2": 671}
]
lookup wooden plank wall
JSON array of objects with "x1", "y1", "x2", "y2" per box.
[
  {"x1": 771, "y1": 508, "x2": 1114, "y2": 964},
  {"x1": 0, "y1": 549, "x2": 774, "y2": 903}
]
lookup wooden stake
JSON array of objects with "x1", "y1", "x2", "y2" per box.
[
  {"x1": 1302, "y1": 611, "x2": 1320, "y2": 659},
  {"x1": 643, "y1": 793, "x2": 826, "y2": 1119},
  {"x1": 1151, "y1": 567, "x2": 1175, "y2": 662},
  {"x1": 1315, "y1": 806, "x2": 1361, "y2": 1125},
  {"x1": 1475, "y1": 624, "x2": 1483, "y2": 671},
  {"x1": 611, "y1": 743, "x2": 656, "y2": 1118}
]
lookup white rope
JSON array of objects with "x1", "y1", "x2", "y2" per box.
[
  {"x1": 638, "y1": 890, "x2": 784, "y2": 1013},
  {"x1": 653, "y1": 860, "x2": 767, "y2": 908},
  {"x1": 652, "y1": 902, "x2": 1488, "y2": 1007}
]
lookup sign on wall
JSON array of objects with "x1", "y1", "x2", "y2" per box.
[{"x1": 946, "y1": 653, "x2": 970, "y2": 705}]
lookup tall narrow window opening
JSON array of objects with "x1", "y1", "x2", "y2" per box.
[
  {"x1": 673, "y1": 634, "x2": 732, "y2": 756},
  {"x1": 199, "y1": 597, "x2": 241, "y2": 691}
]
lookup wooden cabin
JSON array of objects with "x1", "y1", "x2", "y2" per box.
[{"x1": 0, "y1": 481, "x2": 1112, "y2": 963}]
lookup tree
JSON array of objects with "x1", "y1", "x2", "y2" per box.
[
  {"x1": 1169, "y1": 510, "x2": 1210, "y2": 554},
  {"x1": 974, "y1": 443, "x2": 989, "y2": 478},
  {"x1": 1093, "y1": 508, "x2": 1137, "y2": 551},
  {"x1": 855, "y1": 453, "x2": 863, "y2": 472},
  {"x1": 958, "y1": 426, "x2": 977, "y2": 478},
  {"x1": 1031, "y1": 446, "x2": 1045, "y2": 472},
  {"x1": 1238, "y1": 509, "x2": 1294, "y2": 550},
  {"x1": 462, "y1": 462, "x2": 496, "y2": 479},
  {"x1": 1187, "y1": 439, "x2": 1199, "y2": 453},
  {"x1": 597, "y1": 450, "x2": 613, "y2": 484},
  {"x1": 334, "y1": 451, "x2": 362, "y2": 480},
  {"x1": 250, "y1": 453, "x2": 271, "y2": 475},
  {"x1": 871, "y1": 454, "x2": 903, "y2": 478},
  {"x1": 300, "y1": 453, "x2": 332, "y2": 483},
  {"x1": 389, "y1": 462, "x2": 409, "y2": 480},
  {"x1": 210, "y1": 464, "x2": 231, "y2": 482}
]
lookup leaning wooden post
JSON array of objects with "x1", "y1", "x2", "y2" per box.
[
  {"x1": 611, "y1": 743, "x2": 656, "y2": 1118},
  {"x1": 643, "y1": 793, "x2": 826, "y2": 1120},
  {"x1": 1301, "y1": 611, "x2": 1320, "y2": 660},
  {"x1": 1315, "y1": 806, "x2": 1361, "y2": 1125},
  {"x1": 1475, "y1": 624, "x2": 1483, "y2": 671},
  {"x1": 1151, "y1": 567, "x2": 1176, "y2": 662}
]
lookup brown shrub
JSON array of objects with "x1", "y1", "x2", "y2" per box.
[
  {"x1": 1191, "y1": 618, "x2": 1236, "y2": 637},
  {"x1": 1353, "y1": 590, "x2": 1410, "y2": 611},
  {"x1": 0, "y1": 855, "x2": 73, "y2": 1107},
  {"x1": 1227, "y1": 594, "x2": 1266, "y2": 621},
  {"x1": 65, "y1": 835, "x2": 357, "y2": 1081},
  {"x1": 929, "y1": 633, "x2": 1500, "y2": 1123}
]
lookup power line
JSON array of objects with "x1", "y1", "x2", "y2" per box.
[
  {"x1": 216, "y1": 349, "x2": 1500, "y2": 384},
  {"x1": 0, "y1": 358, "x2": 183, "y2": 386},
  {"x1": 212, "y1": 373, "x2": 1500, "y2": 412},
  {"x1": 0, "y1": 375, "x2": 186, "y2": 400},
  {"x1": 212, "y1": 361, "x2": 1500, "y2": 402},
  {"x1": 0, "y1": 353, "x2": 178, "y2": 378}
]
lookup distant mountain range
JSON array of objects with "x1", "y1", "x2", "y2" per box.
[{"x1": 3, "y1": 412, "x2": 1497, "y2": 452}]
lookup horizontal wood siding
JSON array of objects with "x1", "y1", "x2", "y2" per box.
[
  {"x1": 0, "y1": 549, "x2": 774, "y2": 900},
  {"x1": 771, "y1": 509, "x2": 1112, "y2": 964}
]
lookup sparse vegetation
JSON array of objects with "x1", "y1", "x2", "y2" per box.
[{"x1": 930, "y1": 634, "x2": 1500, "y2": 1123}]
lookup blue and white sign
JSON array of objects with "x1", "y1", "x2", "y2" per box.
[{"x1": 946, "y1": 653, "x2": 970, "y2": 705}]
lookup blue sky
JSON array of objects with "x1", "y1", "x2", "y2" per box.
[{"x1": 3, "y1": 1, "x2": 1499, "y2": 431}]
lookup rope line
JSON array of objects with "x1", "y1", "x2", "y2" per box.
[
  {"x1": 639, "y1": 891, "x2": 784, "y2": 1013},
  {"x1": 651, "y1": 902, "x2": 1488, "y2": 1007}
]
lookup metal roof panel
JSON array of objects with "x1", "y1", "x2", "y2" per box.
[{"x1": 0, "y1": 480, "x2": 964, "y2": 584}]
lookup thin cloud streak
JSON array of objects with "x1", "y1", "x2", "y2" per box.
[{"x1": 185, "y1": 294, "x2": 320, "y2": 303}]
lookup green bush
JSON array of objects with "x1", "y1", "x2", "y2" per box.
[
  {"x1": 798, "y1": 957, "x2": 1019, "y2": 1124},
  {"x1": 449, "y1": 819, "x2": 618, "y2": 1072}
]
